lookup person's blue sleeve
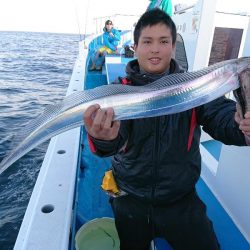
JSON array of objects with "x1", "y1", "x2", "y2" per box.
[
  {"x1": 103, "y1": 33, "x2": 115, "y2": 51},
  {"x1": 102, "y1": 33, "x2": 109, "y2": 47},
  {"x1": 112, "y1": 29, "x2": 121, "y2": 42}
]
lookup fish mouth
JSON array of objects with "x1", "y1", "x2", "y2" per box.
[{"x1": 233, "y1": 68, "x2": 250, "y2": 118}]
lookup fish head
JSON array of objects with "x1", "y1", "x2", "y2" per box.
[
  {"x1": 234, "y1": 68, "x2": 250, "y2": 119},
  {"x1": 239, "y1": 68, "x2": 250, "y2": 111}
]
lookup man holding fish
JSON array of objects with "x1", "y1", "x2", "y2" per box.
[{"x1": 84, "y1": 8, "x2": 250, "y2": 250}]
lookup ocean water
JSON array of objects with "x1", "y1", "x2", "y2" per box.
[{"x1": 0, "y1": 31, "x2": 79, "y2": 250}]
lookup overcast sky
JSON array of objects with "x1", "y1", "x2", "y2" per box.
[
  {"x1": 0, "y1": 0, "x2": 249, "y2": 34},
  {"x1": 0, "y1": 0, "x2": 149, "y2": 34}
]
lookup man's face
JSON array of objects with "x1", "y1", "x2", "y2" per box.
[{"x1": 134, "y1": 23, "x2": 175, "y2": 74}]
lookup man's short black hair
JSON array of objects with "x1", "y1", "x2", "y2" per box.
[{"x1": 134, "y1": 8, "x2": 176, "y2": 45}]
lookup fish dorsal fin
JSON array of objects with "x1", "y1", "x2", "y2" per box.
[
  {"x1": 145, "y1": 58, "x2": 238, "y2": 89},
  {"x1": 61, "y1": 57, "x2": 240, "y2": 111}
]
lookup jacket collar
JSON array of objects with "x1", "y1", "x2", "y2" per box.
[{"x1": 125, "y1": 59, "x2": 181, "y2": 86}]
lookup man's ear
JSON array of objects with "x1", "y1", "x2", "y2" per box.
[
  {"x1": 171, "y1": 43, "x2": 176, "y2": 58},
  {"x1": 134, "y1": 44, "x2": 138, "y2": 57}
]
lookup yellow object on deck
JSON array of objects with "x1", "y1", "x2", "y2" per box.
[
  {"x1": 99, "y1": 46, "x2": 115, "y2": 54},
  {"x1": 101, "y1": 170, "x2": 119, "y2": 194}
]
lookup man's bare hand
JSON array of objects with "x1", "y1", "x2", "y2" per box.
[
  {"x1": 235, "y1": 105, "x2": 250, "y2": 136},
  {"x1": 83, "y1": 104, "x2": 120, "y2": 140}
]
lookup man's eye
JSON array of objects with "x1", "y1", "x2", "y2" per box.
[
  {"x1": 143, "y1": 40, "x2": 151, "y2": 44},
  {"x1": 161, "y1": 40, "x2": 169, "y2": 44}
]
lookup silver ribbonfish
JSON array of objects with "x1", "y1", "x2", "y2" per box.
[{"x1": 0, "y1": 57, "x2": 250, "y2": 175}]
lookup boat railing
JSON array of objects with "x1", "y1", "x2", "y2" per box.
[
  {"x1": 216, "y1": 10, "x2": 250, "y2": 17},
  {"x1": 174, "y1": 4, "x2": 195, "y2": 15},
  {"x1": 93, "y1": 13, "x2": 140, "y2": 34}
]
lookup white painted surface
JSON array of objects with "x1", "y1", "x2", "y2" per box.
[
  {"x1": 213, "y1": 12, "x2": 250, "y2": 58},
  {"x1": 14, "y1": 130, "x2": 80, "y2": 250},
  {"x1": 200, "y1": 131, "x2": 213, "y2": 142},
  {"x1": 201, "y1": 145, "x2": 250, "y2": 243},
  {"x1": 173, "y1": 0, "x2": 217, "y2": 70},
  {"x1": 200, "y1": 144, "x2": 218, "y2": 176},
  {"x1": 14, "y1": 44, "x2": 87, "y2": 250},
  {"x1": 192, "y1": 0, "x2": 217, "y2": 70},
  {"x1": 105, "y1": 56, "x2": 121, "y2": 64},
  {"x1": 242, "y1": 18, "x2": 250, "y2": 57},
  {"x1": 173, "y1": 0, "x2": 250, "y2": 70}
]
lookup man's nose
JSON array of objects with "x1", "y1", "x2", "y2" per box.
[{"x1": 151, "y1": 43, "x2": 159, "y2": 53}]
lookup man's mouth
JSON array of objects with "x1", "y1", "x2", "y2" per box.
[{"x1": 149, "y1": 57, "x2": 161, "y2": 65}]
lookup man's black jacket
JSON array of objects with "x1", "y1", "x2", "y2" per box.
[{"x1": 89, "y1": 59, "x2": 246, "y2": 205}]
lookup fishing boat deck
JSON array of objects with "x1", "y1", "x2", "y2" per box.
[
  {"x1": 77, "y1": 127, "x2": 250, "y2": 249},
  {"x1": 154, "y1": 175, "x2": 250, "y2": 249}
]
